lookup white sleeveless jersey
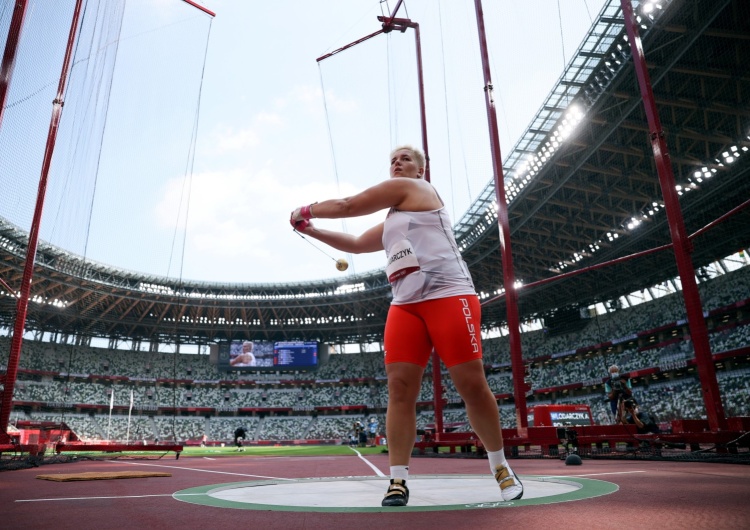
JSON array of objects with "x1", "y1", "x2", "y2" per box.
[{"x1": 382, "y1": 206, "x2": 476, "y2": 304}]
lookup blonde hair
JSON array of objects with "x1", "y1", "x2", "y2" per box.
[{"x1": 390, "y1": 145, "x2": 426, "y2": 173}]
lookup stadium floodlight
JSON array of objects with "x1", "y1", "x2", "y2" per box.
[
  {"x1": 626, "y1": 218, "x2": 641, "y2": 230},
  {"x1": 641, "y1": 1, "x2": 662, "y2": 15}
]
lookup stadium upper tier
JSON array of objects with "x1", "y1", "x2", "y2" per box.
[{"x1": 1, "y1": 0, "x2": 748, "y2": 345}]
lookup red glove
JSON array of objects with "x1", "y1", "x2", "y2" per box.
[
  {"x1": 290, "y1": 218, "x2": 311, "y2": 231},
  {"x1": 290, "y1": 203, "x2": 316, "y2": 222}
]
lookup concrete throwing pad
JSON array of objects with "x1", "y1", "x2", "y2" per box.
[{"x1": 173, "y1": 475, "x2": 618, "y2": 512}]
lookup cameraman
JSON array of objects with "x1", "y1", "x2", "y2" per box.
[
  {"x1": 604, "y1": 364, "x2": 633, "y2": 420},
  {"x1": 234, "y1": 426, "x2": 247, "y2": 452},
  {"x1": 620, "y1": 399, "x2": 659, "y2": 435}
]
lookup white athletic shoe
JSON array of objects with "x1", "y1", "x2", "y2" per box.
[{"x1": 495, "y1": 465, "x2": 523, "y2": 501}]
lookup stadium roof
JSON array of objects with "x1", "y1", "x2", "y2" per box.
[{"x1": 1, "y1": 0, "x2": 748, "y2": 346}]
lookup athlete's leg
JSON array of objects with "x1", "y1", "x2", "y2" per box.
[
  {"x1": 450, "y1": 365, "x2": 524, "y2": 500},
  {"x1": 413, "y1": 296, "x2": 502, "y2": 448},
  {"x1": 448, "y1": 358, "x2": 504, "y2": 451},
  {"x1": 383, "y1": 304, "x2": 431, "y2": 469},
  {"x1": 385, "y1": 362, "x2": 425, "y2": 466},
  {"x1": 425, "y1": 295, "x2": 522, "y2": 500}
]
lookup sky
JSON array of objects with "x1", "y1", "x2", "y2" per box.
[{"x1": 1, "y1": 0, "x2": 610, "y2": 285}]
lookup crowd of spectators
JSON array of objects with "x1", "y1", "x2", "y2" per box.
[
  {"x1": 483, "y1": 265, "x2": 750, "y2": 367},
  {"x1": 153, "y1": 416, "x2": 206, "y2": 442},
  {"x1": 1, "y1": 264, "x2": 748, "y2": 442}
]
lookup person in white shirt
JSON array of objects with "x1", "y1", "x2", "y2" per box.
[
  {"x1": 290, "y1": 145, "x2": 522, "y2": 507},
  {"x1": 230, "y1": 341, "x2": 256, "y2": 367}
]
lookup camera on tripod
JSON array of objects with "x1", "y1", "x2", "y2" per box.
[
  {"x1": 557, "y1": 426, "x2": 578, "y2": 443},
  {"x1": 556, "y1": 426, "x2": 578, "y2": 455},
  {"x1": 610, "y1": 371, "x2": 632, "y2": 403}
]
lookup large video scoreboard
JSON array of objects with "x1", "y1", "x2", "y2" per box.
[
  {"x1": 216, "y1": 340, "x2": 319, "y2": 372},
  {"x1": 274, "y1": 341, "x2": 317, "y2": 368}
]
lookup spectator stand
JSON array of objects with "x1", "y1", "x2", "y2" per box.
[{"x1": 1, "y1": 267, "x2": 749, "y2": 457}]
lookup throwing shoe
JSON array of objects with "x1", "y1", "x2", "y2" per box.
[
  {"x1": 381, "y1": 478, "x2": 409, "y2": 507},
  {"x1": 495, "y1": 464, "x2": 523, "y2": 501}
]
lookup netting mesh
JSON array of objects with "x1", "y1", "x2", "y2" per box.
[
  {"x1": 0, "y1": 1, "x2": 78, "y2": 228},
  {"x1": 0, "y1": 0, "x2": 213, "y2": 445},
  {"x1": 0, "y1": 0, "x2": 212, "y2": 275}
]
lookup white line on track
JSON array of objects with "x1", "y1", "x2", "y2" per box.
[
  {"x1": 348, "y1": 446, "x2": 386, "y2": 477},
  {"x1": 113, "y1": 460, "x2": 295, "y2": 481},
  {"x1": 549, "y1": 471, "x2": 647, "y2": 477},
  {"x1": 16, "y1": 493, "x2": 205, "y2": 503},
  {"x1": 202, "y1": 457, "x2": 216, "y2": 460}
]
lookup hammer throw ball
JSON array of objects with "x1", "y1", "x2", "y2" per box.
[{"x1": 336, "y1": 258, "x2": 349, "y2": 271}]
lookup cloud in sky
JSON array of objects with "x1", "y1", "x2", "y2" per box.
[
  {"x1": 289, "y1": 85, "x2": 360, "y2": 115},
  {"x1": 150, "y1": 72, "x2": 394, "y2": 283},
  {"x1": 154, "y1": 157, "x2": 388, "y2": 283},
  {"x1": 208, "y1": 126, "x2": 261, "y2": 154}
]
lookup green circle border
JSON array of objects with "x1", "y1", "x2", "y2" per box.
[{"x1": 172, "y1": 474, "x2": 618, "y2": 512}]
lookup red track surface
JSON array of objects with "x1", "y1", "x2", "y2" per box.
[{"x1": 2, "y1": 454, "x2": 749, "y2": 529}]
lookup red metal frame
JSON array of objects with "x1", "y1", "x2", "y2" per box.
[
  {"x1": 56, "y1": 443, "x2": 182, "y2": 456},
  {"x1": 415, "y1": 420, "x2": 748, "y2": 457},
  {"x1": 0, "y1": 276, "x2": 17, "y2": 296},
  {"x1": 473, "y1": 0, "x2": 528, "y2": 432},
  {"x1": 689, "y1": 196, "x2": 750, "y2": 241},
  {"x1": 181, "y1": 0, "x2": 215, "y2": 17},
  {"x1": 375, "y1": 16, "x2": 431, "y2": 179},
  {"x1": 0, "y1": 0, "x2": 29, "y2": 131},
  {"x1": 484, "y1": 242, "x2": 674, "y2": 305},
  {"x1": 316, "y1": 13, "x2": 430, "y2": 176},
  {"x1": 0, "y1": 0, "x2": 85, "y2": 444},
  {"x1": 620, "y1": 0, "x2": 726, "y2": 430}
]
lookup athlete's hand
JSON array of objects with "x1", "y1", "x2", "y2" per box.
[
  {"x1": 290, "y1": 218, "x2": 312, "y2": 232},
  {"x1": 290, "y1": 203, "x2": 316, "y2": 222}
]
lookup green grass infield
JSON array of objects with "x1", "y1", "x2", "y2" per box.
[{"x1": 55, "y1": 444, "x2": 388, "y2": 458}]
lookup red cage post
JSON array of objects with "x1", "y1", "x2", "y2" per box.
[
  {"x1": 620, "y1": 0, "x2": 727, "y2": 431},
  {"x1": 473, "y1": 0, "x2": 529, "y2": 432}
]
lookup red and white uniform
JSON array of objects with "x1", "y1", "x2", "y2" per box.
[
  {"x1": 383, "y1": 206, "x2": 475, "y2": 304},
  {"x1": 382, "y1": 204, "x2": 482, "y2": 368}
]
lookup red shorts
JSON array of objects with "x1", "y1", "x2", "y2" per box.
[{"x1": 383, "y1": 294, "x2": 483, "y2": 368}]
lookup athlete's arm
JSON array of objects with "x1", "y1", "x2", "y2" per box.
[
  {"x1": 300, "y1": 222, "x2": 385, "y2": 254},
  {"x1": 230, "y1": 354, "x2": 249, "y2": 366},
  {"x1": 293, "y1": 179, "x2": 419, "y2": 221}
]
